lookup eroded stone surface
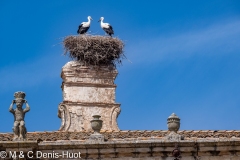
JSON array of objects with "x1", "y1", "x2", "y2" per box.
[
  {"x1": 1, "y1": 130, "x2": 240, "y2": 141},
  {"x1": 58, "y1": 61, "x2": 121, "y2": 131},
  {"x1": 9, "y1": 91, "x2": 30, "y2": 141},
  {"x1": 1, "y1": 136, "x2": 240, "y2": 160}
]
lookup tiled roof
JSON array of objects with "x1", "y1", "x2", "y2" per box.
[{"x1": 0, "y1": 130, "x2": 240, "y2": 141}]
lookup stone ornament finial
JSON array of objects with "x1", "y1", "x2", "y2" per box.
[
  {"x1": 166, "y1": 113, "x2": 184, "y2": 141},
  {"x1": 167, "y1": 113, "x2": 180, "y2": 132},
  {"x1": 88, "y1": 115, "x2": 104, "y2": 142},
  {"x1": 91, "y1": 115, "x2": 103, "y2": 134},
  {"x1": 9, "y1": 91, "x2": 30, "y2": 141}
]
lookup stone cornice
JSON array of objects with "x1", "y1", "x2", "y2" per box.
[
  {"x1": 63, "y1": 82, "x2": 117, "y2": 88},
  {"x1": 0, "y1": 130, "x2": 240, "y2": 142},
  {"x1": 61, "y1": 101, "x2": 120, "y2": 107}
]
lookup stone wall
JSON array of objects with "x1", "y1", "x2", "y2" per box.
[{"x1": 1, "y1": 138, "x2": 240, "y2": 160}]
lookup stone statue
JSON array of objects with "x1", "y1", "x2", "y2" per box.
[{"x1": 9, "y1": 91, "x2": 30, "y2": 141}]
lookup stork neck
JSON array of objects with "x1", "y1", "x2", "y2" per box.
[
  {"x1": 88, "y1": 17, "x2": 91, "y2": 24},
  {"x1": 100, "y1": 19, "x2": 104, "y2": 25}
]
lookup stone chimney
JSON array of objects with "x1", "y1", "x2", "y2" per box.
[{"x1": 58, "y1": 61, "x2": 121, "y2": 132}]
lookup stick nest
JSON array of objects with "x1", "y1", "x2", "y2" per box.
[{"x1": 63, "y1": 35, "x2": 125, "y2": 67}]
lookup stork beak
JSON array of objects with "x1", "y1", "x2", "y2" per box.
[
  {"x1": 98, "y1": 19, "x2": 100, "y2": 22},
  {"x1": 91, "y1": 18, "x2": 93, "y2": 20}
]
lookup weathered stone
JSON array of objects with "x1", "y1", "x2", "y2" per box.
[
  {"x1": 166, "y1": 131, "x2": 184, "y2": 141},
  {"x1": 9, "y1": 91, "x2": 30, "y2": 141},
  {"x1": 165, "y1": 113, "x2": 184, "y2": 141},
  {"x1": 88, "y1": 134, "x2": 105, "y2": 142},
  {"x1": 1, "y1": 139, "x2": 240, "y2": 159},
  {"x1": 167, "y1": 113, "x2": 180, "y2": 132},
  {"x1": 88, "y1": 115, "x2": 105, "y2": 142},
  {"x1": 58, "y1": 61, "x2": 121, "y2": 131}
]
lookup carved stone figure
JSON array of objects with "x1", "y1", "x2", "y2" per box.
[{"x1": 9, "y1": 91, "x2": 30, "y2": 141}]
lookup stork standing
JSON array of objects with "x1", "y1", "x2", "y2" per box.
[
  {"x1": 77, "y1": 16, "x2": 93, "y2": 34},
  {"x1": 98, "y1": 17, "x2": 114, "y2": 37}
]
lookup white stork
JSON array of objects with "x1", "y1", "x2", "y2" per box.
[
  {"x1": 77, "y1": 16, "x2": 93, "y2": 34},
  {"x1": 98, "y1": 17, "x2": 114, "y2": 37}
]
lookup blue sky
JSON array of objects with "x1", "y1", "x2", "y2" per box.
[{"x1": 0, "y1": 0, "x2": 240, "y2": 132}]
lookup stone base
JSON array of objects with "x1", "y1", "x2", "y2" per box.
[
  {"x1": 165, "y1": 131, "x2": 184, "y2": 141},
  {"x1": 58, "y1": 102, "x2": 120, "y2": 131},
  {"x1": 58, "y1": 61, "x2": 121, "y2": 131},
  {"x1": 1, "y1": 137, "x2": 240, "y2": 160},
  {"x1": 87, "y1": 133, "x2": 104, "y2": 142}
]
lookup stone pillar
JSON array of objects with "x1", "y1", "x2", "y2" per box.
[{"x1": 58, "y1": 61, "x2": 121, "y2": 131}]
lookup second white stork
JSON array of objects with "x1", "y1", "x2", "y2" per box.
[
  {"x1": 77, "y1": 16, "x2": 93, "y2": 34},
  {"x1": 98, "y1": 17, "x2": 114, "y2": 37}
]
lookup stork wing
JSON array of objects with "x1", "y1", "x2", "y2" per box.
[
  {"x1": 108, "y1": 25, "x2": 114, "y2": 35},
  {"x1": 77, "y1": 24, "x2": 83, "y2": 34}
]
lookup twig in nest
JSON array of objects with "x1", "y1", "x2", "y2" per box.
[{"x1": 63, "y1": 35, "x2": 125, "y2": 67}]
